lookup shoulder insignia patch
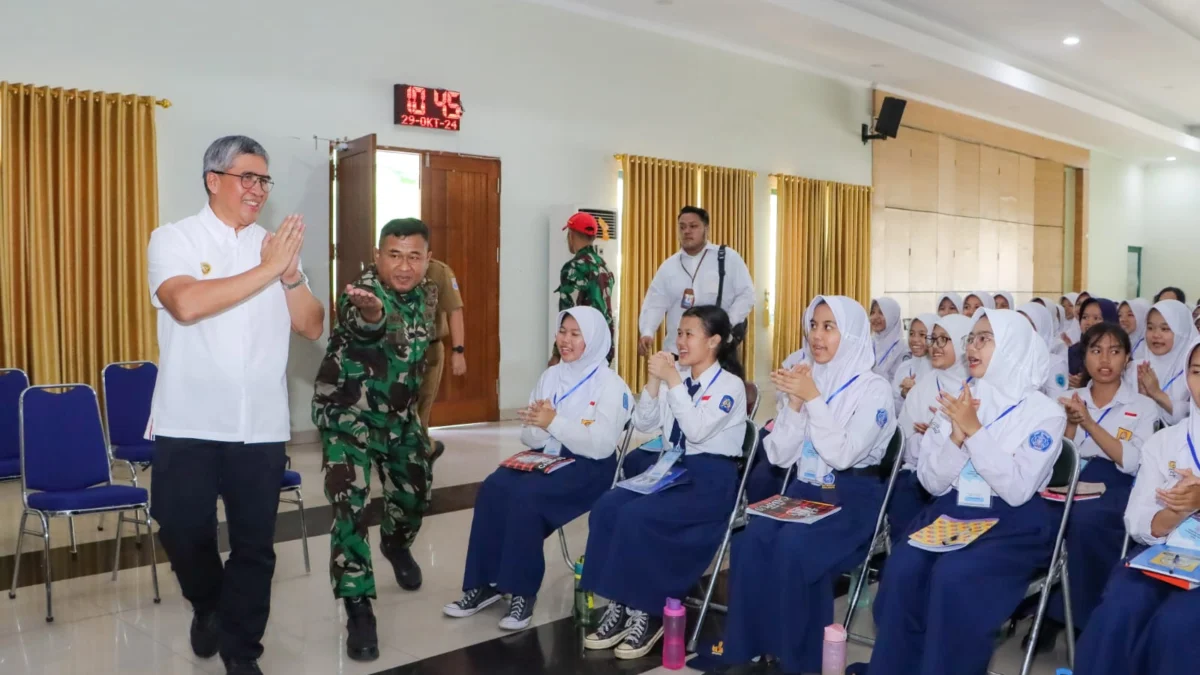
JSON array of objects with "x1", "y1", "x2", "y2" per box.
[
  {"x1": 1029, "y1": 430, "x2": 1053, "y2": 452},
  {"x1": 718, "y1": 395, "x2": 734, "y2": 413},
  {"x1": 876, "y1": 408, "x2": 888, "y2": 428},
  {"x1": 1055, "y1": 373, "x2": 1067, "y2": 388}
]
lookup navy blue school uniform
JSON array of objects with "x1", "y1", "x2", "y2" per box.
[
  {"x1": 581, "y1": 361, "x2": 747, "y2": 615},
  {"x1": 460, "y1": 360, "x2": 631, "y2": 599},
  {"x1": 744, "y1": 425, "x2": 785, "y2": 503},
  {"x1": 1075, "y1": 418, "x2": 1200, "y2": 675}
]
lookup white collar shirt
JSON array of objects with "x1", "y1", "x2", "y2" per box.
[
  {"x1": 1066, "y1": 383, "x2": 1157, "y2": 474},
  {"x1": 637, "y1": 243, "x2": 755, "y2": 353},
  {"x1": 1125, "y1": 424, "x2": 1200, "y2": 545},
  {"x1": 631, "y1": 362, "x2": 747, "y2": 457}
]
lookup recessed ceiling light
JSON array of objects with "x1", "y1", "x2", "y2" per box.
[
  {"x1": 1166, "y1": 156, "x2": 1178, "y2": 161},
  {"x1": 1062, "y1": 36, "x2": 1080, "y2": 46}
]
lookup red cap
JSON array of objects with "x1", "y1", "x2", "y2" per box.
[{"x1": 563, "y1": 212, "x2": 598, "y2": 237}]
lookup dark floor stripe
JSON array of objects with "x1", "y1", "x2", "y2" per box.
[{"x1": 0, "y1": 481, "x2": 480, "y2": 589}]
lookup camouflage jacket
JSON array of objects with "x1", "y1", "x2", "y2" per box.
[
  {"x1": 312, "y1": 265, "x2": 438, "y2": 430},
  {"x1": 555, "y1": 245, "x2": 614, "y2": 329}
]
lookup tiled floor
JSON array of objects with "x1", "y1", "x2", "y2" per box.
[{"x1": 0, "y1": 418, "x2": 1075, "y2": 675}]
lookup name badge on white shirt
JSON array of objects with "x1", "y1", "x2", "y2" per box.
[
  {"x1": 798, "y1": 440, "x2": 834, "y2": 486},
  {"x1": 1165, "y1": 515, "x2": 1200, "y2": 551},
  {"x1": 957, "y1": 460, "x2": 993, "y2": 508},
  {"x1": 644, "y1": 448, "x2": 683, "y2": 482}
]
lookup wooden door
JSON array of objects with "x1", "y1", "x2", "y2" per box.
[
  {"x1": 421, "y1": 153, "x2": 501, "y2": 426},
  {"x1": 333, "y1": 134, "x2": 377, "y2": 297}
]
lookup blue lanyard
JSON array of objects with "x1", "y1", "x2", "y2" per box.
[
  {"x1": 691, "y1": 368, "x2": 723, "y2": 408},
  {"x1": 1163, "y1": 370, "x2": 1184, "y2": 392},
  {"x1": 1133, "y1": 337, "x2": 1144, "y2": 354},
  {"x1": 935, "y1": 376, "x2": 974, "y2": 395},
  {"x1": 985, "y1": 401, "x2": 1022, "y2": 430},
  {"x1": 553, "y1": 366, "x2": 599, "y2": 407},
  {"x1": 825, "y1": 374, "x2": 860, "y2": 404},
  {"x1": 1082, "y1": 406, "x2": 1113, "y2": 442},
  {"x1": 1188, "y1": 433, "x2": 1200, "y2": 473},
  {"x1": 877, "y1": 340, "x2": 899, "y2": 366}
]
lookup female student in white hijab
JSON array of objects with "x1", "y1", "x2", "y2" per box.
[
  {"x1": 1074, "y1": 338, "x2": 1200, "y2": 675},
  {"x1": 893, "y1": 314, "x2": 974, "y2": 542},
  {"x1": 444, "y1": 307, "x2": 632, "y2": 629},
  {"x1": 1119, "y1": 298, "x2": 1151, "y2": 359},
  {"x1": 936, "y1": 292, "x2": 963, "y2": 317},
  {"x1": 1019, "y1": 301, "x2": 1071, "y2": 400},
  {"x1": 1061, "y1": 292, "x2": 1083, "y2": 344},
  {"x1": 745, "y1": 314, "x2": 814, "y2": 505},
  {"x1": 962, "y1": 291, "x2": 995, "y2": 318},
  {"x1": 863, "y1": 309, "x2": 1067, "y2": 675},
  {"x1": 891, "y1": 313, "x2": 939, "y2": 412},
  {"x1": 993, "y1": 291, "x2": 1015, "y2": 311},
  {"x1": 716, "y1": 296, "x2": 896, "y2": 674},
  {"x1": 1026, "y1": 322, "x2": 1158, "y2": 652},
  {"x1": 581, "y1": 305, "x2": 747, "y2": 660},
  {"x1": 1134, "y1": 299, "x2": 1198, "y2": 426},
  {"x1": 870, "y1": 297, "x2": 909, "y2": 382}
]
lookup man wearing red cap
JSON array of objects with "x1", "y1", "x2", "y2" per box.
[{"x1": 552, "y1": 212, "x2": 614, "y2": 364}]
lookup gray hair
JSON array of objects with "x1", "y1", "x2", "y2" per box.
[{"x1": 202, "y1": 135, "x2": 269, "y2": 193}]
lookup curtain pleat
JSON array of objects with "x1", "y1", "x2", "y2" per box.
[
  {"x1": 700, "y1": 165, "x2": 756, "y2": 380},
  {"x1": 0, "y1": 83, "x2": 159, "y2": 392}
]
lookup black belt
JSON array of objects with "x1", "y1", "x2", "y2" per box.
[{"x1": 846, "y1": 466, "x2": 881, "y2": 479}]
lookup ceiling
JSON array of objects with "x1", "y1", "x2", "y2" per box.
[{"x1": 522, "y1": 0, "x2": 1200, "y2": 164}]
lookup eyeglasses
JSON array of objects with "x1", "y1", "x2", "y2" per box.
[
  {"x1": 211, "y1": 171, "x2": 274, "y2": 193},
  {"x1": 925, "y1": 335, "x2": 952, "y2": 348},
  {"x1": 964, "y1": 332, "x2": 994, "y2": 348}
]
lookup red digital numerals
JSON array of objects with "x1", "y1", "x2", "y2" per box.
[
  {"x1": 400, "y1": 86, "x2": 463, "y2": 131},
  {"x1": 399, "y1": 115, "x2": 460, "y2": 130}
]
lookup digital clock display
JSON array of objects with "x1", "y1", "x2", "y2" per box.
[{"x1": 394, "y1": 84, "x2": 463, "y2": 131}]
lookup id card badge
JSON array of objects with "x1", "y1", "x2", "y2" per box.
[
  {"x1": 1165, "y1": 514, "x2": 1200, "y2": 551},
  {"x1": 798, "y1": 441, "x2": 822, "y2": 484},
  {"x1": 957, "y1": 461, "x2": 993, "y2": 508},
  {"x1": 644, "y1": 448, "x2": 683, "y2": 482},
  {"x1": 543, "y1": 439, "x2": 562, "y2": 457},
  {"x1": 681, "y1": 288, "x2": 696, "y2": 309}
]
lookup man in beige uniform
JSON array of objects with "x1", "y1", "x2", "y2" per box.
[{"x1": 418, "y1": 258, "x2": 465, "y2": 457}]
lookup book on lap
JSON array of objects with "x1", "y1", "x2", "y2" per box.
[
  {"x1": 501, "y1": 450, "x2": 575, "y2": 474},
  {"x1": 617, "y1": 466, "x2": 688, "y2": 495},
  {"x1": 907, "y1": 515, "x2": 999, "y2": 552},
  {"x1": 1040, "y1": 481, "x2": 1106, "y2": 502},
  {"x1": 1127, "y1": 515, "x2": 1200, "y2": 590},
  {"x1": 746, "y1": 495, "x2": 841, "y2": 524}
]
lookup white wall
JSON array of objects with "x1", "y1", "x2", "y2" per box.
[
  {"x1": 1086, "y1": 153, "x2": 1144, "y2": 300},
  {"x1": 1142, "y1": 163, "x2": 1200, "y2": 301},
  {"x1": 1, "y1": 0, "x2": 872, "y2": 432}
]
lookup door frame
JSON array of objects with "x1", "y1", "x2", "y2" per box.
[{"x1": 1127, "y1": 245, "x2": 1142, "y2": 299}]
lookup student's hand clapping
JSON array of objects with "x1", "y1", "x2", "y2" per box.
[
  {"x1": 1137, "y1": 362, "x2": 1161, "y2": 397},
  {"x1": 771, "y1": 364, "x2": 820, "y2": 407},
  {"x1": 1057, "y1": 393, "x2": 1093, "y2": 427},
  {"x1": 912, "y1": 422, "x2": 930, "y2": 435},
  {"x1": 517, "y1": 399, "x2": 557, "y2": 430},
  {"x1": 1068, "y1": 373, "x2": 1084, "y2": 390},
  {"x1": 1157, "y1": 468, "x2": 1200, "y2": 514},
  {"x1": 899, "y1": 376, "x2": 916, "y2": 398},
  {"x1": 648, "y1": 352, "x2": 682, "y2": 388},
  {"x1": 938, "y1": 383, "x2": 982, "y2": 446}
]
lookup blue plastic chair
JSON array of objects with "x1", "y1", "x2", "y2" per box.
[
  {"x1": 280, "y1": 467, "x2": 310, "y2": 574},
  {"x1": 97, "y1": 361, "x2": 158, "y2": 543},
  {"x1": 0, "y1": 368, "x2": 29, "y2": 483},
  {"x1": 8, "y1": 384, "x2": 161, "y2": 621}
]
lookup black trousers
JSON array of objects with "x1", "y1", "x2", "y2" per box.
[{"x1": 151, "y1": 436, "x2": 287, "y2": 662}]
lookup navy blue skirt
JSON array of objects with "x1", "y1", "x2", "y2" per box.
[
  {"x1": 886, "y1": 469, "x2": 931, "y2": 546},
  {"x1": 580, "y1": 449, "x2": 738, "y2": 615},
  {"x1": 1076, "y1": 549, "x2": 1200, "y2": 675},
  {"x1": 722, "y1": 471, "x2": 884, "y2": 674},
  {"x1": 868, "y1": 492, "x2": 1055, "y2": 675},
  {"x1": 461, "y1": 448, "x2": 616, "y2": 597},
  {"x1": 1045, "y1": 457, "x2": 1133, "y2": 628},
  {"x1": 744, "y1": 425, "x2": 786, "y2": 504}
]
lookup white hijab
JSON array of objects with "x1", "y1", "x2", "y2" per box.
[
  {"x1": 1145, "y1": 300, "x2": 1199, "y2": 385},
  {"x1": 536, "y1": 306, "x2": 612, "y2": 415},
  {"x1": 937, "y1": 292, "x2": 963, "y2": 315},
  {"x1": 1186, "y1": 340, "x2": 1200, "y2": 447},
  {"x1": 994, "y1": 291, "x2": 1016, "y2": 311},
  {"x1": 970, "y1": 308, "x2": 1059, "y2": 451},
  {"x1": 794, "y1": 296, "x2": 884, "y2": 429},
  {"x1": 1018, "y1": 302, "x2": 1055, "y2": 350},
  {"x1": 1122, "y1": 299, "x2": 1151, "y2": 358},
  {"x1": 932, "y1": 314, "x2": 973, "y2": 386},
  {"x1": 872, "y1": 297, "x2": 906, "y2": 365},
  {"x1": 897, "y1": 313, "x2": 939, "y2": 382},
  {"x1": 900, "y1": 314, "x2": 973, "y2": 464},
  {"x1": 965, "y1": 291, "x2": 995, "y2": 315}
]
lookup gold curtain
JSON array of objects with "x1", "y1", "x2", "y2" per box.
[
  {"x1": 700, "y1": 165, "x2": 756, "y2": 379},
  {"x1": 0, "y1": 83, "x2": 161, "y2": 391},
  {"x1": 616, "y1": 155, "x2": 700, "y2": 393},
  {"x1": 771, "y1": 175, "x2": 872, "y2": 369}
]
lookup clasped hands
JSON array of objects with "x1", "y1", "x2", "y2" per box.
[
  {"x1": 517, "y1": 399, "x2": 557, "y2": 430},
  {"x1": 1136, "y1": 362, "x2": 1163, "y2": 398},
  {"x1": 770, "y1": 365, "x2": 820, "y2": 411},
  {"x1": 647, "y1": 351, "x2": 683, "y2": 388},
  {"x1": 931, "y1": 383, "x2": 982, "y2": 447},
  {"x1": 1157, "y1": 468, "x2": 1200, "y2": 515},
  {"x1": 1057, "y1": 392, "x2": 1094, "y2": 428}
]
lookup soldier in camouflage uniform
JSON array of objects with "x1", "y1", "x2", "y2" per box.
[
  {"x1": 553, "y1": 212, "x2": 614, "y2": 363},
  {"x1": 311, "y1": 218, "x2": 438, "y2": 662}
]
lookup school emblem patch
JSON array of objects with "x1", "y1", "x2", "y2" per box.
[
  {"x1": 622, "y1": 392, "x2": 629, "y2": 410},
  {"x1": 1055, "y1": 373, "x2": 1067, "y2": 388},
  {"x1": 710, "y1": 641, "x2": 724, "y2": 656},
  {"x1": 451, "y1": 277, "x2": 459, "y2": 290},
  {"x1": 1029, "y1": 430, "x2": 1053, "y2": 452},
  {"x1": 200, "y1": 262, "x2": 211, "y2": 276},
  {"x1": 718, "y1": 395, "x2": 734, "y2": 413},
  {"x1": 1116, "y1": 427, "x2": 1133, "y2": 441},
  {"x1": 876, "y1": 409, "x2": 888, "y2": 428},
  {"x1": 823, "y1": 472, "x2": 836, "y2": 486},
  {"x1": 581, "y1": 419, "x2": 594, "y2": 427},
  {"x1": 1169, "y1": 460, "x2": 1177, "y2": 478}
]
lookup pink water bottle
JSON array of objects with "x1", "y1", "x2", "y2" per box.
[
  {"x1": 662, "y1": 597, "x2": 686, "y2": 669},
  {"x1": 822, "y1": 623, "x2": 847, "y2": 675}
]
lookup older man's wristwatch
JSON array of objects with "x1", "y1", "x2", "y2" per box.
[
  {"x1": 282, "y1": 272, "x2": 307, "y2": 290},
  {"x1": 452, "y1": 345, "x2": 465, "y2": 354}
]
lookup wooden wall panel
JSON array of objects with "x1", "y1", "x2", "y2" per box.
[
  {"x1": 909, "y1": 212, "x2": 939, "y2": 292},
  {"x1": 884, "y1": 208, "x2": 911, "y2": 292},
  {"x1": 1017, "y1": 224, "x2": 1035, "y2": 292},
  {"x1": 938, "y1": 137, "x2": 981, "y2": 218},
  {"x1": 1034, "y1": 225, "x2": 1065, "y2": 294},
  {"x1": 998, "y1": 150, "x2": 1021, "y2": 223},
  {"x1": 1035, "y1": 159, "x2": 1066, "y2": 227},
  {"x1": 978, "y1": 219, "x2": 999, "y2": 290},
  {"x1": 1018, "y1": 155, "x2": 1036, "y2": 225},
  {"x1": 953, "y1": 216, "x2": 980, "y2": 291},
  {"x1": 936, "y1": 214, "x2": 956, "y2": 292},
  {"x1": 996, "y1": 221, "x2": 1020, "y2": 290},
  {"x1": 907, "y1": 129, "x2": 940, "y2": 212}
]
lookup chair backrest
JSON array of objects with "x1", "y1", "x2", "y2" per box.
[
  {"x1": 745, "y1": 382, "x2": 760, "y2": 419},
  {"x1": 0, "y1": 368, "x2": 30, "y2": 462},
  {"x1": 1047, "y1": 438, "x2": 1080, "y2": 489},
  {"x1": 739, "y1": 420, "x2": 759, "y2": 464},
  {"x1": 878, "y1": 428, "x2": 904, "y2": 482},
  {"x1": 20, "y1": 385, "x2": 112, "y2": 494},
  {"x1": 102, "y1": 361, "x2": 158, "y2": 447}
]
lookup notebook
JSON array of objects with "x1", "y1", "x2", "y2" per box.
[
  {"x1": 500, "y1": 450, "x2": 575, "y2": 474},
  {"x1": 907, "y1": 515, "x2": 999, "y2": 553},
  {"x1": 1040, "y1": 481, "x2": 1107, "y2": 502},
  {"x1": 746, "y1": 495, "x2": 841, "y2": 524},
  {"x1": 1127, "y1": 515, "x2": 1200, "y2": 590}
]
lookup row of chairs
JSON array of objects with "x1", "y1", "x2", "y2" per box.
[{"x1": 0, "y1": 363, "x2": 311, "y2": 623}]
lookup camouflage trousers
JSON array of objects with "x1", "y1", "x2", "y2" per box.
[{"x1": 320, "y1": 415, "x2": 432, "y2": 599}]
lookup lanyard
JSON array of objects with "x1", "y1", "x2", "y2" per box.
[
  {"x1": 877, "y1": 340, "x2": 899, "y2": 366},
  {"x1": 1081, "y1": 406, "x2": 1113, "y2": 442},
  {"x1": 985, "y1": 401, "x2": 1022, "y2": 430},
  {"x1": 1133, "y1": 337, "x2": 1144, "y2": 354},
  {"x1": 935, "y1": 376, "x2": 974, "y2": 394},
  {"x1": 1163, "y1": 370, "x2": 1184, "y2": 392},
  {"x1": 690, "y1": 368, "x2": 723, "y2": 408},
  {"x1": 553, "y1": 366, "x2": 599, "y2": 407},
  {"x1": 1188, "y1": 433, "x2": 1200, "y2": 474},
  {"x1": 679, "y1": 249, "x2": 709, "y2": 285},
  {"x1": 825, "y1": 374, "x2": 860, "y2": 404}
]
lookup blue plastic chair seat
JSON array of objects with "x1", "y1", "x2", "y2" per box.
[
  {"x1": 113, "y1": 443, "x2": 154, "y2": 464},
  {"x1": 0, "y1": 457, "x2": 19, "y2": 480},
  {"x1": 281, "y1": 470, "x2": 302, "y2": 489},
  {"x1": 27, "y1": 485, "x2": 149, "y2": 513}
]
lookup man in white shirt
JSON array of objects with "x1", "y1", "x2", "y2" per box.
[
  {"x1": 637, "y1": 206, "x2": 755, "y2": 356},
  {"x1": 146, "y1": 136, "x2": 324, "y2": 675}
]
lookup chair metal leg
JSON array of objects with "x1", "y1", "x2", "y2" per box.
[
  {"x1": 687, "y1": 525, "x2": 733, "y2": 653},
  {"x1": 97, "y1": 513, "x2": 105, "y2": 532},
  {"x1": 144, "y1": 509, "x2": 161, "y2": 603},
  {"x1": 9, "y1": 511, "x2": 28, "y2": 599},
  {"x1": 1019, "y1": 546, "x2": 1064, "y2": 675},
  {"x1": 111, "y1": 512, "x2": 124, "y2": 582},
  {"x1": 295, "y1": 492, "x2": 311, "y2": 575},
  {"x1": 38, "y1": 512, "x2": 52, "y2": 622},
  {"x1": 558, "y1": 528, "x2": 574, "y2": 573},
  {"x1": 1060, "y1": 560, "x2": 1076, "y2": 669},
  {"x1": 126, "y1": 463, "x2": 144, "y2": 548},
  {"x1": 69, "y1": 516, "x2": 77, "y2": 556}
]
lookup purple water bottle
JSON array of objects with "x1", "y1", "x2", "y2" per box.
[
  {"x1": 822, "y1": 623, "x2": 847, "y2": 675},
  {"x1": 662, "y1": 597, "x2": 686, "y2": 669}
]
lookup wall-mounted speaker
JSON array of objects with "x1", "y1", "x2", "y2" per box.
[{"x1": 862, "y1": 96, "x2": 908, "y2": 144}]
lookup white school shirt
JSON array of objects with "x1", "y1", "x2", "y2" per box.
[
  {"x1": 631, "y1": 362, "x2": 747, "y2": 457},
  {"x1": 1158, "y1": 367, "x2": 1192, "y2": 426},
  {"x1": 1041, "y1": 352, "x2": 1071, "y2": 401},
  {"x1": 146, "y1": 205, "x2": 304, "y2": 443},
  {"x1": 763, "y1": 374, "x2": 894, "y2": 474},
  {"x1": 520, "y1": 368, "x2": 632, "y2": 461},
  {"x1": 898, "y1": 374, "x2": 971, "y2": 470},
  {"x1": 890, "y1": 356, "x2": 931, "y2": 416},
  {"x1": 637, "y1": 243, "x2": 755, "y2": 353},
  {"x1": 1125, "y1": 424, "x2": 1200, "y2": 545},
  {"x1": 917, "y1": 395, "x2": 1067, "y2": 507},
  {"x1": 1064, "y1": 383, "x2": 1156, "y2": 475},
  {"x1": 873, "y1": 339, "x2": 908, "y2": 384}
]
